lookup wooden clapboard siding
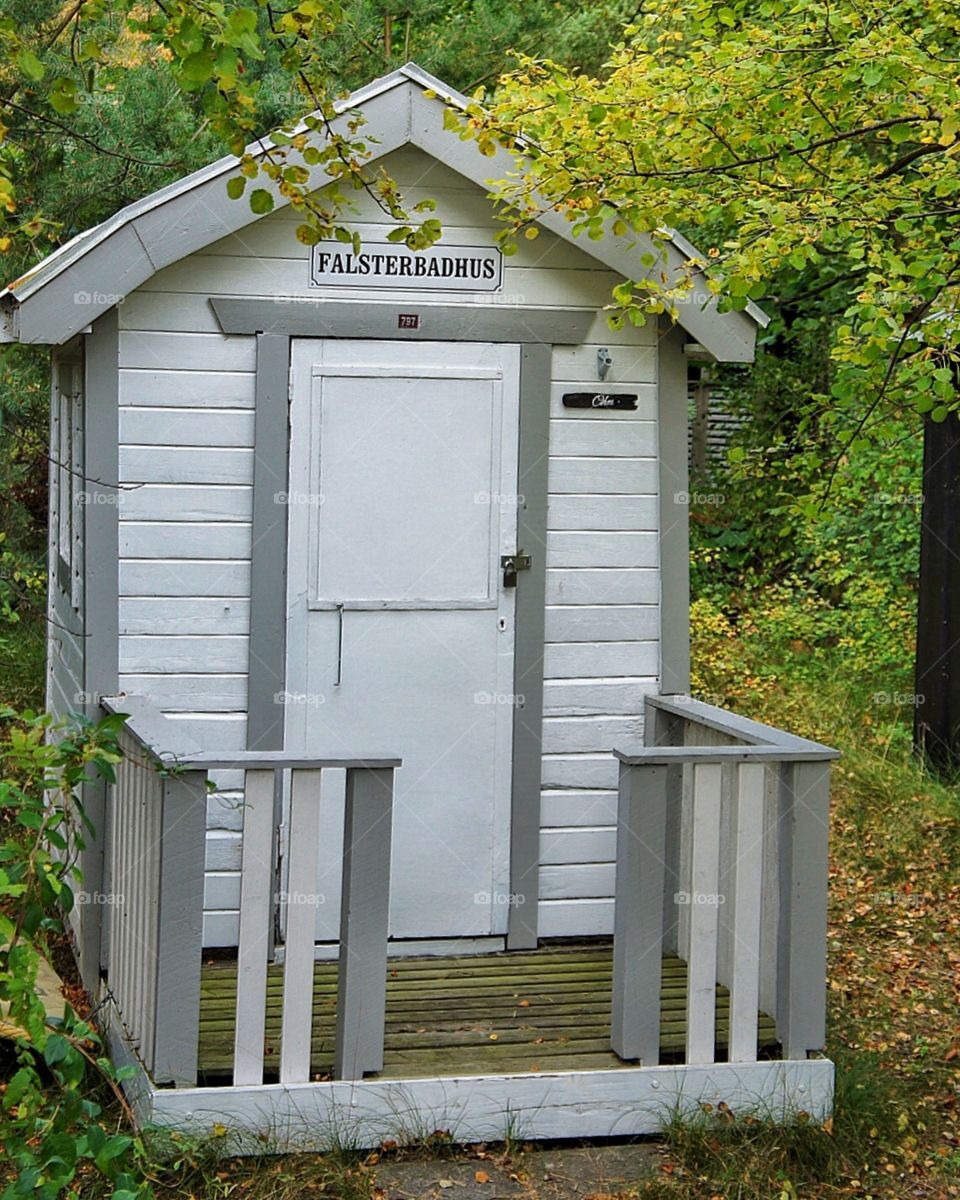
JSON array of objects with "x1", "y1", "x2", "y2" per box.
[
  {"x1": 116, "y1": 333, "x2": 256, "y2": 944},
  {"x1": 544, "y1": 606, "x2": 658, "y2": 643},
  {"x1": 540, "y1": 790, "x2": 618, "y2": 827},
  {"x1": 120, "y1": 447, "x2": 254, "y2": 485},
  {"x1": 119, "y1": 330, "x2": 257, "y2": 372},
  {"x1": 118, "y1": 674, "x2": 247, "y2": 710},
  {"x1": 544, "y1": 678, "x2": 657, "y2": 716},
  {"x1": 118, "y1": 486, "x2": 253, "y2": 523},
  {"x1": 541, "y1": 311, "x2": 659, "y2": 935},
  {"x1": 114, "y1": 144, "x2": 661, "y2": 946},
  {"x1": 119, "y1": 560, "x2": 251, "y2": 596},
  {"x1": 541, "y1": 715, "x2": 644, "y2": 754},
  {"x1": 119, "y1": 635, "x2": 248, "y2": 673},
  {"x1": 119, "y1": 523, "x2": 252, "y2": 559},
  {"x1": 547, "y1": 496, "x2": 658, "y2": 532},
  {"x1": 120, "y1": 407, "x2": 255, "y2": 447},
  {"x1": 120, "y1": 598, "x2": 250, "y2": 635},
  {"x1": 118, "y1": 367, "x2": 256, "y2": 407}
]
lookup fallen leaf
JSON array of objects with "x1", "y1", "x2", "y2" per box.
[{"x1": 475, "y1": 1171, "x2": 490, "y2": 1184}]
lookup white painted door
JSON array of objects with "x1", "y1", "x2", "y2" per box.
[{"x1": 284, "y1": 339, "x2": 521, "y2": 941}]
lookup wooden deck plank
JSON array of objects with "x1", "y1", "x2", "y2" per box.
[{"x1": 197, "y1": 943, "x2": 778, "y2": 1080}]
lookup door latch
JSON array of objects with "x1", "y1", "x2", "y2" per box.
[{"x1": 501, "y1": 552, "x2": 531, "y2": 588}]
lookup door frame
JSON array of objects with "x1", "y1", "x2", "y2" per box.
[
  {"x1": 240, "y1": 304, "x2": 566, "y2": 949},
  {"x1": 281, "y1": 338, "x2": 521, "y2": 943}
]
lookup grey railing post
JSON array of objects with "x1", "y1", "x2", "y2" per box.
[
  {"x1": 335, "y1": 766, "x2": 395, "y2": 1080},
  {"x1": 644, "y1": 699, "x2": 685, "y2": 954},
  {"x1": 611, "y1": 760, "x2": 667, "y2": 1064},
  {"x1": 776, "y1": 759, "x2": 831, "y2": 1059},
  {"x1": 151, "y1": 768, "x2": 208, "y2": 1087}
]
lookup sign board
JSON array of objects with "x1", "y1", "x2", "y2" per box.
[
  {"x1": 562, "y1": 393, "x2": 638, "y2": 411},
  {"x1": 310, "y1": 240, "x2": 503, "y2": 292}
]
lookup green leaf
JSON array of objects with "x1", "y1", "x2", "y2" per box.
[
  {"x1": 179, "y1": 50, "x2": 215, "y2": 87},
  {"x1": 249, "y1": 189, "x2": 274, "y2": 215},
  {"x1": 226, "y1": 176, "x2": 246, "y2": 200},
  {"x1": 226, "y1": 8, "x2": 258, "y2": 37},
  {"x1": 43, "y1": 1034, "x2": 71, "y2": 1066},
  {"x1": 888, "y1": 123, "x2": 914, "y2": 144},
  {"x1": 17, "y1": 50, "x2": 44, "y2": 81},
  {"x1": 49, "y1": 78, "x2": 78, "y2": 115}
]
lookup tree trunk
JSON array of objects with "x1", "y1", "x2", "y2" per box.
[{"x1": 914, "y1": 411, "x2": 960, "y2": 773}]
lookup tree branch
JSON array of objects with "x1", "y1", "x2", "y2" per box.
[{"x1": 0, "y1": 99, "x2": 177, "y2": 168}]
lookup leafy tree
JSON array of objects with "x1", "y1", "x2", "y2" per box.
[{"x1": 460, "y1": 0, "x2": 960, "y2": 769}]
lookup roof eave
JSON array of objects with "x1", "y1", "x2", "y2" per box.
[{"x1": 3, "y1": 62, "x2": 769, "y2": 359}]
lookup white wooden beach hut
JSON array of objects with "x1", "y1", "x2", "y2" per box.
[{"x1": 1, "y1": 64, "x2": 838, "y2": 1147}]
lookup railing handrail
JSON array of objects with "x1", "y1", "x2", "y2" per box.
[
  {"x1": 646, "y1": 693, "x2": 839, "y2": 758},
  {"x1": 171, "y1": 751, "x2": 403, "y2": 770},
  {"x1": 615, "y1": 744, "x2": 838, "y2": 765},
  {"x1": 100, "y1": 695, "x2": 401, "y2": 769}
]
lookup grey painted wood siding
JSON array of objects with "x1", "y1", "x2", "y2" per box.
[{"x1": 117, "y1": 147, "x2": 661, "y2": 945}]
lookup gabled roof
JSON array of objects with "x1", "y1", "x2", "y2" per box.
[{"x1": 0, "y1": 63, "x2": 768, "y2": 358}]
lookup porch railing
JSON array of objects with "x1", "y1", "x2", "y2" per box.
[
  {"x1": 100, "y1": 695, "x2": 399, "y2": 1088},
  {"x1": 611, "y1": 695, "x2": 839, "y2": 1066}
]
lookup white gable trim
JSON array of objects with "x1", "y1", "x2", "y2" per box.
[{"x1": 1, "y1": 63, "x2": 768, "y2": 358}]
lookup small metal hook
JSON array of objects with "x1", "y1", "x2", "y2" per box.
[{"x1": 334, "y1": 603, "x2": 344, "y2": 687}]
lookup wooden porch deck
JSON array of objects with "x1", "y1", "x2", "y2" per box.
[{"x1": 197, "y1": 943, "x2": 778, "y2": 1082}]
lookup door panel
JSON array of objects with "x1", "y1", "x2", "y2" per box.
[
  {"x1": 311, "y1": 377, "x2": 498, "y2": 604},
  {"x1": 284, "y1": 340, "x2": 521, "y2": 941}
]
